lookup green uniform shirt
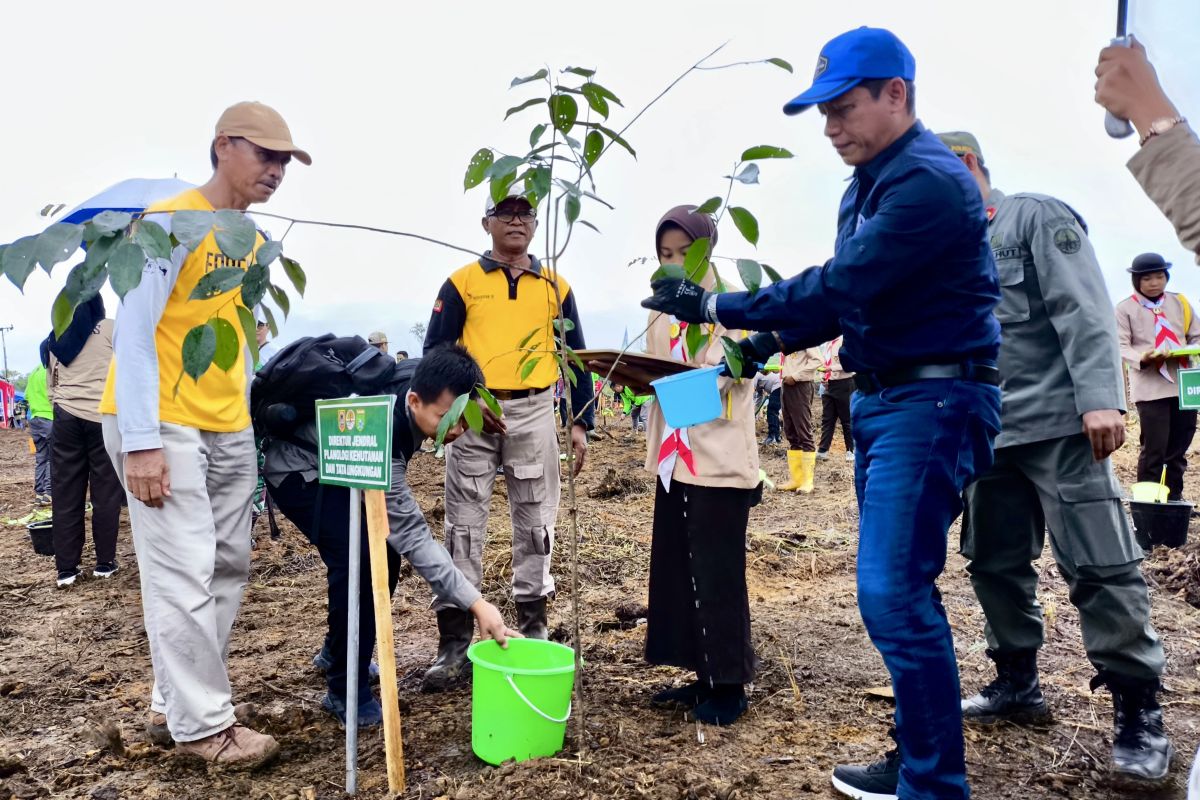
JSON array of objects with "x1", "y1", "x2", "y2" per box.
[{"x1": 25, "y1": 364, "x2": 53, "y2": 421}]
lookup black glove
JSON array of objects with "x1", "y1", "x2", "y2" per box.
[
  {"x1": 719, "y1": 332, "x2": 778, "y2": 378},
  {"x1": 641, "y1": 278, "x2": 711, "y2": 323}
]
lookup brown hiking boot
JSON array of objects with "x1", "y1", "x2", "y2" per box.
[
  {"x1": 174, "y1": 724, "x2": 280, "y2": 770},
  {"x1": 146, "y1": 712, "x2": 173, "y2": 748}
]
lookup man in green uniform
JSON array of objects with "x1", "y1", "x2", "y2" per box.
[
  {"x1": 940, "y1": 131, "x2": 1172, "y2": 782},
  {"x1": 26, "y1": 360, "x2": 54, "y2": 504}
]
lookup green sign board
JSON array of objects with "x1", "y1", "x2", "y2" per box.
[
  {"x1": 315, "y1": 395, "x2": 395, "y2": 490},
  {"x1": 1179, "y1": 368, "x2": 1200, "y2": 411}
]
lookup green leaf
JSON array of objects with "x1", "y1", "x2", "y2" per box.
[
  {"x1": 107, "y1": 241, "x2": 146, "y2": 299},
  {"x1": 189, "y1": 267, "x2": 246, "y2": 300},
  {"x1": 682, "y1": 236, "x2": 711, "y2": 283},
  {"x1": 510, "y1": 69, "x2": 549, "y2": 88},
  {"x1": 565, "y1": 194, "x2": 581, "y2": 223},
  {"x1": 490, "y1": 172, "x2": 518, "y2": 205},
  {"x1": 525, "y1": 166, "x2": 552, "y2": 203},
  {"x1": 267, "y1": 284, "x2": 291, "y2": 318},
  {"x1": 476, "y1": 385, "x2": 502, "y2": 417},
  {"x1": 728, "y1": 163, "x2": 760, "y2": 184},
  {"x1": 517, "y1": 326, "x2": 541, "y2": 354},
  {"x1": 51, "y1": 290, "x2": 76, "y2": 337},
  {"x1": 729, "y1": 206, "x2": 760, "y2": 246},
  {"x1": 520, "y1": 356, "x2": 542, "y2": 382},
  {"x1": 181, "y1": 323, "x2": 217, "y2": 381},
  {"x1": 83, "y1": 234, "x2": 120, "y2": 272},
  {"x1": 90, "y1": 210, "x2": 133, "y2": 236},
  {"x1": 3, "y1": 236, "x2": 38, "y2": 291},
  {"x1": 208, "y1": 317, "x2": 240, "y2": 372},
  {"x1": 579, "y1": 84, "x2": 610, "y2": 118},
  {"x1": 651, "y1": 263, "x2": 686, "y2": 281},
  {"x1": 720, "y1": 336, "x2": 745, "y2": 380},
  {"x1": 434, "y1": 392, "x2": 472, "y2": 446},
  {"x1": 213, "y1": 209, "x2": 256, "y2": 261},
  {"x1": 550, "y1": 93, "x2": 578, "y2": 134},
  {"x1": 487, "y1": 155, "x2": 526, "y2": 180},
  {"x1": 685, "y1": 320, "x2": 707, "y2": 360},
  {"x1": 583, "y1": 130, "x2": 603, "y2": 166},
  {"x1": 261, "y1": 303, "x2": 279, "y2": 338},
  {"x1": 566, "y1": 346, "x2": 588, "y2": 375},
  {"x1": 505, "y1": 97, "x2": 546, "y2": 119},
  {"x1": 563, "y1": 66, "x2": 596, "y2": 78},
  {"x1": 585, "y1": 123, "x2": 635, "y2": 157},
  {"x1": 132, "y1": 219, "x2": 172, "y2": 260},
  {"x1": 254, "y1": 240, "x2": 283, "y2": 268},
  {"x1": 578, "y1": 220, "x2": 601, "y2": 233},
  {"x1": 241, "y1": 262, "x2": 269, "y2": 308},
  {"x1": 712, "y1": 264, "x2": 728, "y2": 293},
  {"x1": 464, "y1": 148, "x2": 495, "y2": 190},
  {"x1": 736, "y1": 258, "x2": 763, "y2": 293},
  {"x1": 35, "y1": 223, "x2": 83, "y2": 273},
  {"x1": 63, "y1": 259, "x2": 108, "y2": 306},
  {"x1": 766, "y1": 57, "x2": 794, "y2": 73},
  {"x1": 237, "y1": 304, "x2": 260, "y2": 366},
  {"x1": 280, "y1": 255, "x2": 306, "y2": 297},
  {"x1": 740, "y1": 144, "x2": 794, "y2": 161},
  {"x1": 695, "y1": 197, "x2": 722, "y2": 215},
  {"x1": 529, "y1": 124, "x2": 548, "y2": 149},
  {"x1": 552, "y1": 318, "x2": 575, "y2": 333},
  {"x1": 171, "y1": 210, "x2": 215, "y2": 250},
  {"x1": 462, "y1": 398, "x2": 483, "y2": 433},
  {"x1": 762, "y1": 263, "x2": 784, "y2": 284}
]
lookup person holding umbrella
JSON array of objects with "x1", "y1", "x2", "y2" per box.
[
  {"x1": 99, "y1": 101, "x2": 310, "y2": 768},
  {"x1": 643, "y1": 28, "x2": 1001, "y2": 800}
]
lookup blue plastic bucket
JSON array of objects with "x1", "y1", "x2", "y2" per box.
[{"x1": 651, "y1": 365, "x2": 723, "y2": 428}]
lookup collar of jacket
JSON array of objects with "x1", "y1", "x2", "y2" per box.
[
  {"x1": 480, "y1": 251, "x2": 543, "y2": 276},
  {"x1": 855, "y1": 120, "x2": 925, "y2": 183}
]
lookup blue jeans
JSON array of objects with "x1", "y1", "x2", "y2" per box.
[{"x1": 851, "y1": 379, "x2": 1001, "y2": 800}]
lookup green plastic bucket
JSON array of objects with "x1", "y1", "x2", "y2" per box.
[{"x1": 466, "y1": 638, "x2": 576, "y2": 765}]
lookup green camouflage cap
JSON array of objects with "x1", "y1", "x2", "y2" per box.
[{"x1": 937, "y1": 131, "x2": 984, "y2": 164}]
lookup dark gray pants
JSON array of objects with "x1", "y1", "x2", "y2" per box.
[
  {"x1": 29, "y1": 416, "x2": 53, "y2": 496},
  {"x1": 962, "y1": 434, "x2": 1164, "y2": 680}
]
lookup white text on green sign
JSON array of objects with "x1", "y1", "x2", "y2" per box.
[{"x1": 315, "y1": 395, "x2": 395, "y2": 490}]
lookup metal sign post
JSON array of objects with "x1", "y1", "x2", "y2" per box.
[{"x1": 315, "y1": 395, "x2": 401, "y2": 796}]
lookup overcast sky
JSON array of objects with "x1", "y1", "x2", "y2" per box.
[{"x1": 3, "y1": 0, "x2": 1199, "y2": 376}]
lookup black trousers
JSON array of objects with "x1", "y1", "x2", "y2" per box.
[
  {"x1": 1136, "y1": 397, "x2": 1198, "y2": 500},
  {"x1": 818, "y1": 377, "x2": 855, "y2": 453},
  {"x1": 268, "y1": 474, "x2": 402, "y2": 705},
  {"x1": 766, "y1": 388, "x2": 782, "y2": 439},
  {"x1": 51, "y1": 406, "x2": 123, "y2": 573},
  {"x1": 645, "y1": 479, "x2": 756, "y2": 686}
]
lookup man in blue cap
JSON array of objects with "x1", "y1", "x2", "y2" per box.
[{"x1": 643, "y1": 27, "x2": 1001, "y2": 800}]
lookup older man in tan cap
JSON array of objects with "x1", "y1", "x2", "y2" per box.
[{"x1": 100, "y1": 100, "x2": 309, "y2": 768}]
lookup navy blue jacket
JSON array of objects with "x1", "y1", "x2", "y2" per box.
[{"x1": 714, "y1": 122, "x2": 1001, "y2": 374}]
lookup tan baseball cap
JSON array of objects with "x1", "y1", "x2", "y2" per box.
[
  {"x1": 368, "y1": 331, "x2": 388, "y2": 345},
  {"x1": 215, "y1": 101, "x2": 312, "y2": 166}
]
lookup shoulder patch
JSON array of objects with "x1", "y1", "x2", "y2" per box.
[
  {"x1": 1053, "y1": 227, "x2": 1082, "y2": 255},
  {"x1": 433, "y1": 299, "x2": 443, "y2": 313}
]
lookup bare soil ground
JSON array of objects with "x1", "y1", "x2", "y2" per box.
[{"x1": 1, "y1": 412, "x2": 1198, "y2": 800}]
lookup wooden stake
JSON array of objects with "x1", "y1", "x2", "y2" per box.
[{"x1": 364, "y1": 488, "x2": 406, "y2": 795}]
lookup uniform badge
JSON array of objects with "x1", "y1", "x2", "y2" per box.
[
  {"x1": 1053, "y1": 227, "x2": 1082, "y2": 255},
  {"x1": 814, "y1": 55, "x2": 828, "y2": 78},
  {"x1": 433, "y1": 299, "x2": 443, "y2": 313},
  {"x1": 990, "y1": 234, "x2": 1003, "y2": 250},
  {"x1": 986, "y1": 206, "x2": 996, "y2": 222}
]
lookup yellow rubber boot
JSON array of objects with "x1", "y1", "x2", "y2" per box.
[
  {"x1": 797, "y1": 451, "x2": 816, "y2": 494},
  {"x1": 778, "y1": 450, "x2": 805, "y2": 491}
]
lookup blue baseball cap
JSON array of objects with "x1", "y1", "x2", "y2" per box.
[{"x1": 783, "y1": 27, "x2": 916, "y2": 115}]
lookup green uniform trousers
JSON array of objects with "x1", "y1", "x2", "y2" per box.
[{"x1": 962, "y1": 433, "x2": 1164, "y2": 681}]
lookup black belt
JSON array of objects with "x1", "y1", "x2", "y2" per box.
[
  {"x1": 487, "y1": 386, "x2": 550, "y2": 401},
  {"x1": 854, "y1": 363, "x2": 1000, "y2": 395}
]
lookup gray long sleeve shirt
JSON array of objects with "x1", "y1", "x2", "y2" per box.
[
  {"x1": 263, "y1": 415, "x2": 481, "y2": 611},
  {"x1": 987, "y1": 189, "x2": 1127, "y2": 449}
]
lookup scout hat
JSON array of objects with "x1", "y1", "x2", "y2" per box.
[
  {"x1": 783, "y1": 27, "x2": 916, "y2": 115},
  {"x1": 1127, "y1": 252, "x2": 1172, "y2": 274},
  {"x1": 936, "y1": 131, "x2": 985, "y2": 165},
  {"x1": 215, "y1": 101, "x2": 312, "y2": 165}
]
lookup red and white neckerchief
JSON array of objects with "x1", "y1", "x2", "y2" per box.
[
  {"x1": 658, "y1": 315, "x2": 697, "y2": 491},
  {"x1": 1134, "y1": 293, "x2": 1182, "y2": 381},
  {"x1": 820, "y1": 337, "x2": 842, "y2": 384}
]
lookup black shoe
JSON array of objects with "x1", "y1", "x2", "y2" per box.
[
  {"x1": 516, "y1": 597, "x2": 549, "y2": 640},
  {"x1": 421, "y1": 609, "x2": 474, "y2": 693},
  {"x1": 56, "y1": 569, "x2": 80, "y2": 588},
  {"x1": 1094, "y1": 672, "x2": 1174, "y2": 782},
  {"x1": 831, "y1": 732, "x2": 900, "y2": 800},
  {"x1": 650, "y1": 680, "x2": 705, "y2": 709},
  {"x1": 93, "y1": 562, "x2": 119, "y2": 578},
  {"x1": 312, "y1": 642, "x2": 381, "y2": 681},
  {"x1": 962, "y1": 648, "x2": 1051, "y2": 724},
  {"x1": 692, "y1": 683, "x2": 747, "y2": 726}
]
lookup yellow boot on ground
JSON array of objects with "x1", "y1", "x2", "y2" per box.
[
  {"x1": 797, "y1": 451, "x2": 816, "y2": 494},
  {"x1": 778, "y1": 450, "x2": 805, "y2": 491}
]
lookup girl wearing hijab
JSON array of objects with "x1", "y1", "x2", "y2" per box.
[
  {"x1": 1115, "y1": 252, "x2": 1200, "y2": 500},
  {"x1": 640, "y1": 205, "x2": 760, "y2": 726}
]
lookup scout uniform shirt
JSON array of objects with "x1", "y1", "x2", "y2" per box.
[
  {"x1": 1115, "y1": 291, "x2": 1200, "y2": 403},
  {"x1": 1128, "y1": 122, "x2": 1200, "y2": 263},
  {"x1": 100, "y1": 189, "x2": 263, "y2": 451},
  {"x1": 985, "y1": 189, "x2": 1126, "y2": 448},
  {"x1": 781, "y1": 348, "x2": 823, "y2": 383}
]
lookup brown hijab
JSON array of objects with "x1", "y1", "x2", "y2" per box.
[{"x1": 654, "y1": 204, "x2": 719, "y2": 253}]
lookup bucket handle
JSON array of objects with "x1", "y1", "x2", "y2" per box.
[{"x1": 505, "y1": 674, "x2": 571, "y2": 724}]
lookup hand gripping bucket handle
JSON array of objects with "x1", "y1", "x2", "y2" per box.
[{"x1": 505, "y1": 673, "x2": 571, "y2": 723}]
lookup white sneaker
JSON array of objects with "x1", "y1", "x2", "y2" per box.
[
  {"x1": 56, "y1": 569, "x2": 79, "y2": 587},
  {"x1": 846, "y1": 452, "x2": 856, "y2": 462}
]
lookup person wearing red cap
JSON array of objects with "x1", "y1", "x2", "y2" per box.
[{"x1": 100, "y1": 101, "x2": 309, "y2": 768}]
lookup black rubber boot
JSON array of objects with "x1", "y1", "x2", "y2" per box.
[
  {"x1": 516, "y1": 597, "x2": 548, "y2": 640},
  {"x1": 649, "y1": 680, "x2": 705, "y2": 709},
  {"x1": 420, "y1": 609, "x2": 474, "y2": 693},
  {"x1": 693, "y1": 683, "x2": 748, "y2": 726},
  {"x1": 1093, "y1": 672, "x2": 1174, "y2": 782},
  {"x1": 961, "y1": 648, "x2": 1051, "y2": 724}
]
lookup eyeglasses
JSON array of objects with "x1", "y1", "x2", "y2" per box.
[
  {"x1": 488, "y1": 209, "x2": 537, "y2": 223},
  {"x1": 232, "y1": 136, "x2": 292, "y2": 167}
]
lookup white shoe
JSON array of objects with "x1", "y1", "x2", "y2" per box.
[{"x1": 846, "y1": 452, "x2": 856, "y2": 462}]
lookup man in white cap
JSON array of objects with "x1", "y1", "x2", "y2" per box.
[
  {"x1": 368, "y1": 330, "x2": 389, "y2": 355},
  {"x1": 100, "y1": 101, "x2": 310, "y2": 768}
]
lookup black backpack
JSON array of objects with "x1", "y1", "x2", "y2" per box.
[{"x1": 250, "y1": 334, "x2": 414, "y2": 452}]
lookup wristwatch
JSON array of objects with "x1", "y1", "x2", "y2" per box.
[{"x1": 1140, "y1": 116, "x2": 1187, "y2": 147}]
